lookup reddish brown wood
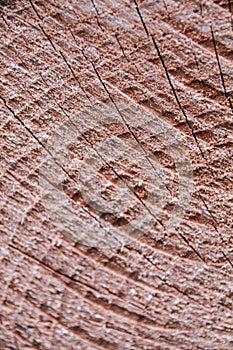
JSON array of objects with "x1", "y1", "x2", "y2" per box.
[{"x1": 0, "y1": 0, "x2": 233, "y2": 349}]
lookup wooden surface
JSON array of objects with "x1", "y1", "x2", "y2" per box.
[{"x1": 0, "y1": 0, "x2": 233, "y2": 349}]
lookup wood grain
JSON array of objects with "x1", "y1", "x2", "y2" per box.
[{"x1": 0, "y1": 0, "x2": 233, "y2": 349}]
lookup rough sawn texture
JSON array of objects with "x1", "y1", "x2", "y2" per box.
[{"x1": 0, "y1": 0, "x2": 233, "y2": 349}]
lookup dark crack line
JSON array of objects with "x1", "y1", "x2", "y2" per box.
[
  {"x1": 80, "y1": 51, "x2": 175, "y2": 231},
  {"x1": 0, "y1": 95, "x2": 112, "y2": 234},
  {"x1": 132, "y1": 0, "x2": 232, "y2": 268},
  {"x1": 227, "y1": 0, "x2": 233, "y2": 30},
  {"x1": 1, "y1": 14, "x2": 10, "y2": 28},
  {"x1": 176, "y1": 229, "x2": 205, "y2": 263},
  {"x1": 222, "y1": 250, "x2": 233, "y2": 268},
  {"x1": 192, "y1": 49, "x2": 199, "y2": 71},
  {"x1": 38, "y1": 23, "x2": 56, "y2": 51},
  {"x1": 1, "y1": 21, "x2": 167, "y2": 257},
  {"x1": 132, "y1": 1, "x2": 211, "y2": 167},
  {"x1": 211, "y1": 26, "x2": 233, "y2": 115},
  {"x1": 90, "y1": 0, "x2": 103, "y2": 31},
  {"x1": 133, "y1": 0, "x2": 149, "y2": 37},
  {"x1": 1, "y1": 67, "x2": 164, "y2": 259},
  {"x1": 83, "y1": 50, "x2": 172, "y2": 198},
  {"x1": 162, "y1": 0, "x2": 171, "y2": 20},
  {"x1": 151, "y1": 35, "x2": 207, "y2": 162},
  {"x1": 132, "y1": 0, "x2": 210, "y2": 262},
  {"x1": 38, "y1": 71, "x2": 167, "y2": 234},
  {"x1": 53, "y1": 101, "x2": 165, "y2": 230},
  {"x1": 199, "y1": 194, "x2": 233, "y2": 269},
  {"x1": 131, "y1": 246, "x2": 204, "y2": 301},
  {"x1": 200, "y1": 1, "x2": 203, "y2": 17},
  {"x1": 59, "y1": 50, "x2": 91, "y2": 103},
  {"x1": 115, "y1": 33, "x2": 140, "y2": 76},
  {"x1": 28, "y1": 0, "x2": 42, "y2": 20},
  {"x1": 8, "y1": 243, "x2": 175, "y2": 342},
  {"x1": 36, "y1": 22, "x2": 91, "y2": 105}
]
